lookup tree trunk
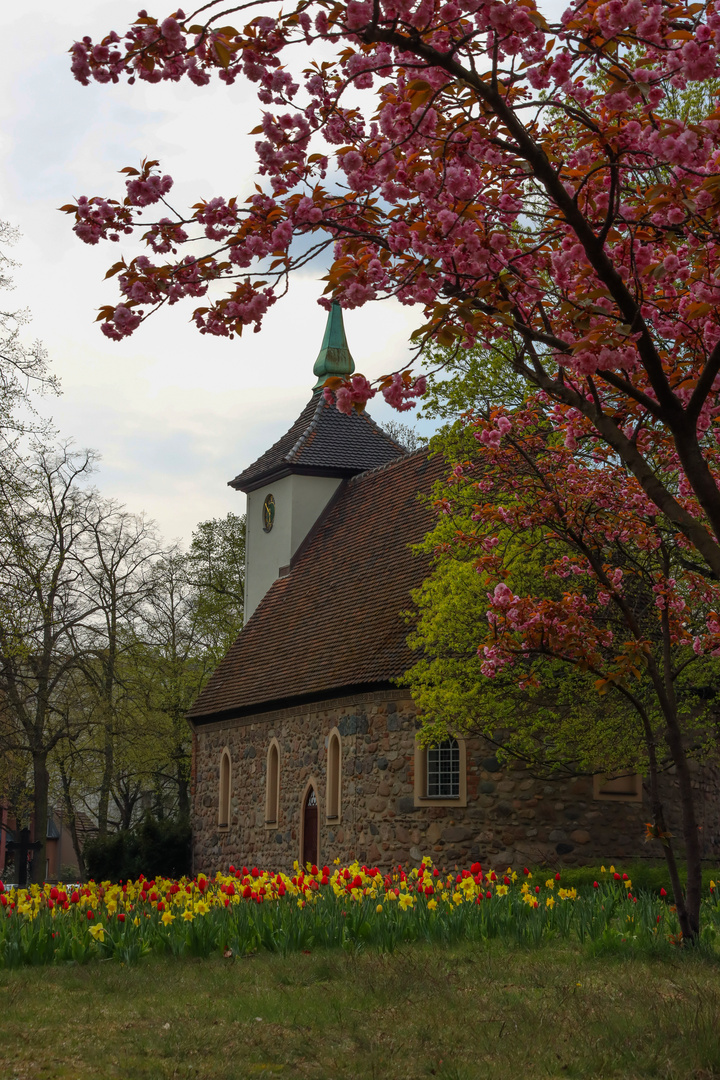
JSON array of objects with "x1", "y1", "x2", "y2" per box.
[
  {"x1": 30, "y1": 753, "x2": 49, "y2": 885},
  {"x1": 665, "y1": 718, "x2": 703, "y2": 941}
]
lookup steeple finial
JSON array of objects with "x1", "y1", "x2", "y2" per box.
[{"x1": 312, "y1": 302, "x2": 355, "y2": 392}]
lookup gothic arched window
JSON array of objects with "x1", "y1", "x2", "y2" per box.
[
  {"x1": 218, "y1": 748, "x2": 231, "y2": 829},
  {"x1": 326, "y1": 728, "x2": 342, "y2": 821},
  {"x1": 265, "y1": 739, "x2": 280, "y2": 826}
]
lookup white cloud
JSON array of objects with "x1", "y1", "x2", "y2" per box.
[{"x1": 1, "y1": 2, "x2": 423, "y2": 542}]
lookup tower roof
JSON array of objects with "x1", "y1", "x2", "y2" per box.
[
  {"x1": 312, "y1": 302, "x2": 355, "y2": 391},
  {"x1": 229, "y1": 394, "x2": 405, "y2": 492},
  {"x1": 230, "y1": 303, "x2": 405, "y2": 492}
]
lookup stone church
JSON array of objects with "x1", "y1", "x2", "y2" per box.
[{"x1": 188, "y1": 306, "x2": 720, "y2": 874}]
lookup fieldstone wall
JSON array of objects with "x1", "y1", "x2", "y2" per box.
[{"x1": 190, "y1": 688, "x2": 720, "y2": 875}]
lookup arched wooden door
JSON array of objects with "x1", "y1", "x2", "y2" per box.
[{"x1": 302, "y1": 787, "x2": 318, "y2": 867}]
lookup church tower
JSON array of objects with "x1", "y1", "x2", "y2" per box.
[{"x1": 230, "y1": 304, "x2": 405, "y2": 622}]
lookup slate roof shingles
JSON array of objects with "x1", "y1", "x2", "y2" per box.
[
  {"x1": 189, "y1": 450, "x2": 445, "y2": 721},
  {"x1": 230, "y1": 396, "x2": 405, "y2": 491}
]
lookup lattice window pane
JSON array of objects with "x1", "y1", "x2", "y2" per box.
[{"x1": 427, "y1": 739, "x2": 459, "y2": 797}]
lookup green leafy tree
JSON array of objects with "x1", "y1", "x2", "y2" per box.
[{"x1": 187, "y1": 512, "x2": 245, "y2": 666}]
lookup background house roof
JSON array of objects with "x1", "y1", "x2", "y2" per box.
[
  {"x1": 229, "y1": 395, "x2": 405, "y2": 493},
  {"x1": 190, "y1": 450, "x2": 445, "y2": 721}
]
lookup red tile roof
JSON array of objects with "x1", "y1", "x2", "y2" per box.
[
  {"x1": 189, "y1": 450, "x2": 445, "y2": 721},
  {"x1": 230, "y1": 395, "x2": 405, "y2": 492}
]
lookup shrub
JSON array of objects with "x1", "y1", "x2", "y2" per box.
[
  {"x1": 548, "y1": 861, "x2": 718, "y2": 893},
  {"x1": 84, "y1": 815, "x2": 191, "y2": 881}
]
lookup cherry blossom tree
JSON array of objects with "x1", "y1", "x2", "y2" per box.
[
  {"x1": 65, "y1": 0, "x2": 720, "y2": 926},
  {"x1": 65, "y1": 0, "x2": 720, "y2": 580},
  {"x1": 416, "y1": 397, "x2": 720, "y2": 939}
]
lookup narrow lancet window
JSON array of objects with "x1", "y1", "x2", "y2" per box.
[
  {"x1": 265, "y1": 740, "x2": 280, "y2": 825},
  {"x1": 219, "y1": 749, "x2": 231, "y2": 828},
  {"x1": 326, "y1": 729, "x2": 342, "y2": 821}
]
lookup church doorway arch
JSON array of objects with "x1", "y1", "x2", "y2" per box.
[{"x1": 301, "y1": 783, "x2": 319, "y2": 868}]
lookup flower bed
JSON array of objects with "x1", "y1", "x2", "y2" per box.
[{"x1": 1, "y1": 859, "x2": 717, "y2": 967}]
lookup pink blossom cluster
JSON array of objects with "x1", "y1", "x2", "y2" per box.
[
  {"x1": 437, "y1": 396, "x2": 720, "y2": 693},
  {"x1": 324, "y1": 374, "x2": 376, "y2": 414},
  {"x1": 381, "y1": 373, "x2": 427, "y2": 411}
]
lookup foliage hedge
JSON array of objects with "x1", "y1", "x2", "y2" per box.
[
  {"x1": 83, "y1": 815, "x2": 191, "y2": 882},
  {"x1": 545, "y1": 861, "x2": 719, "y2": 893}
]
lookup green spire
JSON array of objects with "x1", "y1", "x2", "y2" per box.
[{"x1": 312, "y1": 302, "x2": 355, "y2": 392}]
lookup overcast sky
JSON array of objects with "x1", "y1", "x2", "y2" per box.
[{"x1": 2, "y1": 0, "x2": 563, "y2": 546}]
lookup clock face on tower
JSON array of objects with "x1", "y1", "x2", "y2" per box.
[{"x1": 262, "y1": 493, "x2": 276, "y2": 533}]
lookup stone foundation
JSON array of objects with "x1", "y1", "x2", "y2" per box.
[{"x1": 190, "y1": 689, "x2": 720, "y2": 875}]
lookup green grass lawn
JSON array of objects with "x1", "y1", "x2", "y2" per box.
[{"x1": 2, "y1": 942, "x2": 720, "y2": 1080}]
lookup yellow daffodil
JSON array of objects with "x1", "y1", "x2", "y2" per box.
[
  {"x1": 195, "y1": 900, "x2": 210, "y2": 915},
  {"x1": 546, "y1": 896, "x2": 555, "y2": 909},
  {"x1": 182, "y1": 910, "x2": 194, "y2": 922},
  {"x1": 89, "y1": 924, "x2": 105, "y2": 942},
  {"x1": 427, "y1": 899, "x2": 438, "y2": 911},
  {"x1": 161, "y1": 911, "x2": 175, "y2": 925},
  {"x1": 496, "y1": 885, "x2": 508, "y2": 897}
]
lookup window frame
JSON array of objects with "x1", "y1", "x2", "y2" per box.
[
  {"x1": 593, "y1": 772, "x2": 643, "y2": 803},
  {"x1": 414, "y1": 737, "x2": 468, "y2": 808}
]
